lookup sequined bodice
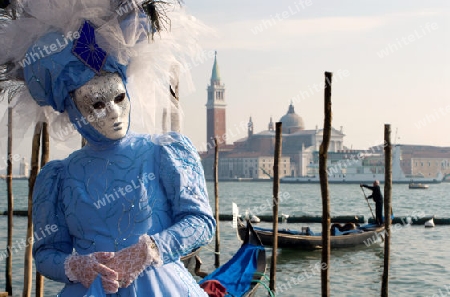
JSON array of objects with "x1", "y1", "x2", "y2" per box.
[{"x1": 60, "y1": 135, "x2": 169, "y2": 253}]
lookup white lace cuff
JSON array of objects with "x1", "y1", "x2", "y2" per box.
[
  {"x1": 141, "y1": 234, "x2": 162, "y2": 267},
  {"x1": 64, "y1": 253, "x2": 80, "y2": 283}
]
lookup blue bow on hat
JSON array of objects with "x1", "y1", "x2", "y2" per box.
[{"x1": 23, "y1": 21, "x2": 127, "y2": 113}]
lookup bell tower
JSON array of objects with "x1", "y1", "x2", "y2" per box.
[
  {"x1": 206, "y1": 52, "x2": 226, "y2": 147},
  {"x1": 248, "y1": 117, "x2": 253, "y2": 138}
]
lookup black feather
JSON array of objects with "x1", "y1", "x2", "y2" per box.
[
  {"x1": 0, "y1": 0, "x2": 10, "y2": 9},
  {"x1": 140, "y1": 0, "x2": 182, "y2": 39}
]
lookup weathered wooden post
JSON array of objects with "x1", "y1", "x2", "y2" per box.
[
  {"x1": 162, "y1": 108, "x2": 168, "y2": 133},
  {"x1": 269, "y1": 122, "x2": 282, "y2": 293},
  {"x1": 0, "y1": 84, "x2": 8, "y2": 297},
  {"x1": 163, "y1": 64, "x2": 180, "y2": 134},
  {"x1": 2, "y1": 7, "x2": 17, "y2": 295},
  {"x1": 170, "y1": 64, "x2": 180, "y2": 133},
  {"x1": 381, "y1": 124, "x2": 392, "y2": 297},
  {"x1": 214, "y1": 137, "x2": 220, "y2": 268},
  {"x1": 41, "y1": 122, "x2": 50, "y2": 165},
  {"x1": 36, "y1": 122, "x2": 49, "y2": 297},
  {"x1": 23, "y1": 123, "x2": 43, "y2": 297},
  {"x1": 5, "y1": 106, "x2": 13, "y2": 296},
  {"x1": 320, "y1": 71, "x2": 332, "y2": 297}
]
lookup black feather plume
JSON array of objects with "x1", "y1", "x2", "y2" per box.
[
  {"x1": 0, "y1": 0, "x2": 10, "y2": 9},
  {"x1": 140, "y1": 0, "x2": 182, "y2": 39}
]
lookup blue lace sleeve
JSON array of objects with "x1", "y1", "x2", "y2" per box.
[
  {"x1": 152, "y1": 133, "x2": 216, "y2": 264},
  {"x1": 32, "y1": 160, "x2": 73, "y2": 283}
]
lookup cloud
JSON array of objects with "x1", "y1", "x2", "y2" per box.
[
  {"x1": 386, "y1": 9, "x2": 443, "y2": 19},
  {"x1": 200, "y1": 16, "x2": 387, "y2": 51},
  {"x1": 198, "y1": 8, "x2": 447, "y2": 51}
]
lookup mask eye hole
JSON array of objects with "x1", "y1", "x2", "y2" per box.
[
  {"x1": 93, "y1": 101, "x2": 106, "y2": 110},
  {"x1": 114, "y1": 93, "x2": 126, "y2": 104}
]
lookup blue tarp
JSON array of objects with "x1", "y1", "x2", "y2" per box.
[
  {"x1": 253, "y1": 226, "x2": 308, "y2": 235},
  {"x1": 199, "y1": 243, "x2": 264, "y2": 297}
]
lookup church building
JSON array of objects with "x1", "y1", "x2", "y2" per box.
[{"x1": 200, "y1": 53, "x2": 346, "y2": 180}]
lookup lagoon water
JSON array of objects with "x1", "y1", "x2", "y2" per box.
[{"x1": 1, "y1": 180, "x2": 449, "y2": 296}]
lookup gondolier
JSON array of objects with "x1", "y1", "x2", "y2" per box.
[{"x1": 360, "y1": 181, "x2": 383, "y2": 226}]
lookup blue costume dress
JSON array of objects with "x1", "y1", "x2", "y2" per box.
[{"x1": 32, "y1": 130, "x2": 215, "y2": 296}]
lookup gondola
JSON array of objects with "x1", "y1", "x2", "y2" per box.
[
  {"x1": 181, "y1": 247, "x2": 207, "y2": 277},
  {"x1": 181, "y1": 247, "x2": 202, "y2": 267},
  {"x1": 199, "y1": 220, "x2": 270, "y2": 297},
  {"x1": 237, "y1": 217, "x2": 385, "y2": 250}
]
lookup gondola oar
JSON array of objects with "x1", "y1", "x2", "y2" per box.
[
  {"x1": 360, "y1": 186, "x2": 376, "y2": 221},
  {"x1": 361, "y1": 186, "x2": 385, "y2": 243}
]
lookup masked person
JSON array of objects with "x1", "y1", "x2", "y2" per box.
[{"x1": 0, "y1": 1, "x2": 215, "y2": 296}]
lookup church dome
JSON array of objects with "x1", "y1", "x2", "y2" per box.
[{"x1": 279, "y1": 103, "x2": 304, "y2": 134}]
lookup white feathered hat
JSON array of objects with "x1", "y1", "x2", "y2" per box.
[{"x1": 0, "y1": 0, "x2": 206, "y2": 149}]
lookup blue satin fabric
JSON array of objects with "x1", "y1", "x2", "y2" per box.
[
  {"x1": 85, "y1": 275, "x2": 105, "y2": 296},
  {"x1": 32, "y1": 132, "x2": 215, "y2": 297},
  {"x1": 23, "y1": 30, "x2": 127, "y2": 113}
]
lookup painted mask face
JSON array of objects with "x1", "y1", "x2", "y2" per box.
[{"x1": 73, "y1": 73, "x2": 130, "y2": 140}]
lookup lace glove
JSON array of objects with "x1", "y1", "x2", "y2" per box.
[
  {"x1": 106, "y1": 234, "x2": 162, "y2": 288},
  {"x1": 64, "y1": 252, "x2": 119, "y2": 293}
]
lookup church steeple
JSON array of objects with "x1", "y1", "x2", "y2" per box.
[
  {"x1": 248, "y1": 116, "x2": 254, "y2": 138},
  {"x1": 268, "y1": 116, "x2": 274, "y2": 131},
  {"x1": 211, "y1": 51, "x2": 220, "y2": 84},
  {"x1": 206, "y1": 51, "x2": 226, "y2": 148}
]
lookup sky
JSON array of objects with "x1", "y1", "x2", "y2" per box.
[
  {"x1": 0, "y1": 0, "x2": 449, "y2": 172},
  {"x1": 180, "y1": 0, "x2": 450, "y2": 151}
]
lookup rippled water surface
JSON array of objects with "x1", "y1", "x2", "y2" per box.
[{"x1": 1, "y1": 180, "x2": 449, "y2": 296}]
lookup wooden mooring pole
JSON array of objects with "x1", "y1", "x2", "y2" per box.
[
  {"x1": 320, "y1": 72, "x2": 333, "y2": 297},
  {"x1": 381, "y1": 124, "x2": 392, "y2": 297},
  {"x1": 269, "y1": 122, "x2": 282, "y2": 293},
  {"x1": 170, "y1": 64, "x2": 180, "y2": 133},
  {"x1": 6, "y1": 107, "x2": 13, "y2": 296},
  {"x1": 36, "y1": 122, "x2": 50, "y2": 297},
  {"x1": 0, "y1": 86, "x2": 5, "y2": 297},
  {"x1": 214, "y1": 138, "x2": 220, "y2": 268},
  {"x1": 23, "y1": 123, "x2": 43, "y2": 297}
]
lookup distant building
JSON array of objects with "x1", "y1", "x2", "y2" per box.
[
  {"x1": 365, "y1": 144, "x2": 450, "y2": 181},
  {"x1": 0, "y1": 157, "x2": 30, "y2": 179},
  {"x1": 398, "y1": 145, "x2": 450, "y2": 180},
  {"x1": 200, "y1": 54, "x2": 346, "y2": 180},
  {"x1": 19, "y1": 157, "x2": 29, "y2": 177},
  {"x1": 198, "y1": 54, "x2": 450, "y2": 182},
  {"x1": 206, "y1": 52, "x2": 227, "y2": 147}
]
